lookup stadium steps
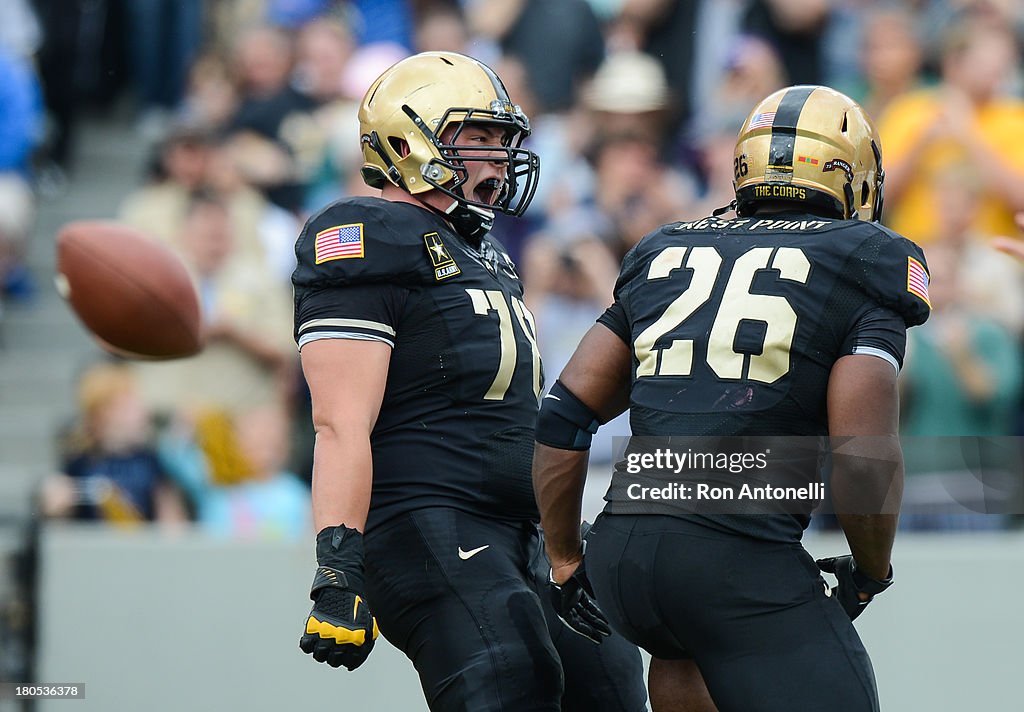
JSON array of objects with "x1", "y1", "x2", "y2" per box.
[{"x1": 0, "y1": 112, "x2": 148, "y2": 515}]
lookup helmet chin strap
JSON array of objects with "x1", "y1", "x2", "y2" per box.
[
  {"x1": 445, "y1": 200, "x2": 494, "y2": 243},
  {"x1": 418, "y1": 179, "x2": 497, "y2": 243}
]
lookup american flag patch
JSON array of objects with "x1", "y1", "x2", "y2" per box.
[
  {"x1": 907, "y1": 256, "x2": 931, "y2": 307},
  {"x1": 748, "y1": 112, "x2": 776, "y2": 130},
  {"x1": 315, "y1": 223, "x2": 364, "y2": 264}
]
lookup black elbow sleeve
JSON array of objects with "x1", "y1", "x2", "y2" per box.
[{"x1": 535, "y1": 380, "x2": 601, "y2": 451}]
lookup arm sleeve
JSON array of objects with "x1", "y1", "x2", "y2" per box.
[
  {"x1": 294, "y1": 282, "x2": 410, "y2": 349},
  {"x1": 839, "y1": 306, "x2": 908, "y2": 373}
]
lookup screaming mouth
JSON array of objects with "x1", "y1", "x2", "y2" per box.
[{"x1": 474, "y1": 178, "x2": 502, "y2": 205}]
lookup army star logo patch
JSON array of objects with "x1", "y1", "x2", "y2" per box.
[{"x1": 424, "y1": 232, "x2": 461, "y2": 281}]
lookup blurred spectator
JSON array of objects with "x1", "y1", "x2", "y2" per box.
[
  {"x1": 124, "y1": 0, "x2": 204, "y2": 139},
  {"x1": 587, "y1": 132, "x2": 696, "y2": 260},
  {"x1": 0, "y1": 39, "x2": 40, "y2": 303},
  {"x1": 582, "y1": 50, "x2": 673, "y2": 149},
  {"x1": 878, "y1": 17, "x2": 1024, "y2": 245},
  {"x1": 180, "y1": 52, "x2": 239, "y2": 130},
  {"x1": 414, "y1": 3, "x2": 471, "y2": 54},
  {"x1": 901, "y1": 243, "x2": 1023, "y2": 438},
  {"x1": 0, "y1": 44, "x2": 43, "y2": 179},
  {"x1": 159, "y1": 404, "x2": 311, "y2": 540},
  {"x1": 132, "y1": 192, "x2": 295, "y2": 418},
  {"x1": 522, "y1": 131, "x2": 694, "y2": 320},
  {"x1": 294, "y1": 16, "x2": 356, "y2": 104},
  {"x1": 31, "y1": 0, "x2": 90, "y2": 170},
  {"x1": 467, "y1": 0, "x2": 604, "y2": 114},
  {"x1": 118, "y1": 124, "x2": 296, "y2": 280},
  {"x1": 292, "y1": 15, "x2": 359, "y2": 209},
  {"x1": 849, "y1": 4, "x2": 928, "y2": 121},
  {"x1": 266, "y1": 0, "x2": 335, "y2": 29},
  {"x1": 687, "y1": 113, "x2": 749, "y2": 220},
  {"x1": 522, "y1": 49, "x2": 682, "y2": 243},
  {"x1": 485, "y1": 53, "x2": 567, "y2": 261},
  {"x1": 0, "y1": 0, "x2": 40, "y2": 59},
  {"x1": 741, "y1": 0, "x2": 831, "y2": 86},
  {"x1": 118, "y1": 124, "x2": 213, "y2": 245},
  {"x1": 206, "y1": 139, "x2": 300, "y2": 282},
  {"x1": 350, "y1": 0, "x2": 415, "y2": 50},
  {"x1": 993, "y1": 213, "x2": 1024, "y2": 263},
  {"x1": 609, "y1": 0, "x2": 745, "y2": 141},
  {"x1": 686, "y1": 34, "x2": 785, "y2": 173},
  {"x1": 927, "y1": 171, "x2": 1024, "y2": 336},
  {"x1": 40, "y1": 362, "x2": 188, "y2": 525},
  {"x1": 899, "y1": 241, "x2": 1023, "y2": 530},
  {"x1": 300, "y1": 40, "x2": 410, "y2": 212},
  {"x1": 226, "y1": 24, "x2": 317, "y2": 213},
  {"x1": 207, "y1": 0, "x2": 270, "y2": 55},
  {"x1": 0, "y1": 175, "x2": 36, "y2": 306}
]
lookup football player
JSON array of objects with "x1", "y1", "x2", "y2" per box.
[
  {"x1": 534, "y1": 85, "x2": 931, "y2": 712},
  {"x1": 293, "y1": 52, "x2": 647, "y2": 711}
]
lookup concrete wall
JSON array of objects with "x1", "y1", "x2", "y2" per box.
[{"x1": 34, "y1": 525, "x2": 1024, "y2": 711}]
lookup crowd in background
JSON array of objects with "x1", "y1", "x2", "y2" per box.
[{"x1": 1, "y1": 0, "x2": 1023, "y2": 534}]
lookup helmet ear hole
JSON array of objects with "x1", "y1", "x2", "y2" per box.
[
  {"x1": 861, "y1": 181, "x2": 870, "y2": 206},
  {"x1": 388, "y1": 137, "x2": 410, "y2": 158},
  {"x1": 841, "y1": 113, "x2": 848, "y2": 133}
]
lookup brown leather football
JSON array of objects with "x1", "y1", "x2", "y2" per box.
[{"x1": 55, "y1": 221, "x2": 202, "y2": 359}]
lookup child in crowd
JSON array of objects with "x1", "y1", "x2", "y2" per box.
[{"x1": 41, "y1": 362, "x2": 187, "y2": 525}]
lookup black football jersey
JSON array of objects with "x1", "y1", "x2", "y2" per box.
[
  {"x1": 597, "y1": 212, "x2": 931, "y2": 540},
  {"x1": 293, "y1": 197, "x2": 543, "y2": 532}
]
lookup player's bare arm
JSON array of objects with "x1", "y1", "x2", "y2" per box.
[
  {"x1": 823, "y1": 353, "x2": 902, "y2": 617},
  {"x1": 301, "y1": 337, "x2": 390, "y2": 533},
  {"x1": 827, "y1": 353, "x2": 902, "y2": 579},
  {"x1": 297, "y1": 337, "x2": 389, "y2": 669},
  {"x1": 534, "y1": 323, "x2": 630, "y2": 582}
]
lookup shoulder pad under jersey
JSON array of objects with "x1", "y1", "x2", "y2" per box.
[
  {"x1": 844, "y1": 222, "x2": 931, "y2": 327},
  {"x1": 292, "y1": 197, "x2": 450, "y2": 288}
]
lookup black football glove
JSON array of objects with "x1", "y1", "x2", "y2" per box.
[
  {"x1": 299, "y1": 525, "x2": 379, "y2": 670},
  {"x1": 816, "y1": 555, "x2": 894, "y2": 621},
  {"x1": 548, "y1": 542, "x2": 612, "y2": 645}
]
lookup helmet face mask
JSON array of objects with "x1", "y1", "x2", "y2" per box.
[
  {"x1": 359, "y1": 52, "x2": 541, "y2": 236},
  {"x1": 418, "y1": 102, "x2": 540, "y2": 218},
  {"x1": 733, "y1": 85, "x2": 884, "y2": 221}
]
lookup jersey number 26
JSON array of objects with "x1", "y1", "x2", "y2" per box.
[{"x1": 635, "y1": 246, "x2": 811, "y2": 384}]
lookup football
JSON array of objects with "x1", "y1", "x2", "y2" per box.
[{"x1": 55, "y1": 220, "x2": 202, "y2": 359}]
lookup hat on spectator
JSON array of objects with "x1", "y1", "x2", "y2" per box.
[{"x1": 583, "y1": 51, "x2": 671, "y2": 113}]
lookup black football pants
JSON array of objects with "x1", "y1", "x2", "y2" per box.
[
  {"x1": 364, "y1": 507, "x2": 647, "y2": 712},
  {"x1": 587, "y1": 513, "x2": 881, "y2": 712}
]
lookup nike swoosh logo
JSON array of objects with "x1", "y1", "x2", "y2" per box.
[
  {"x1": 543, "y1": 394, "x2": 561, "y2": 401},
  {"x1": 458, "y1": 545, "x2": 490, "y2": 560}
]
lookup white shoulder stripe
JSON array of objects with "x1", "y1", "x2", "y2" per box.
[
  {"x1": 851, "y1": 346, "x2": 900, "y2": 374},
  {"x1": 297, "y1": 318, "x2": 396, "y2": 337}
]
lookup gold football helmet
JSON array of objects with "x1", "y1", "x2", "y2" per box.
[
  {"x1": 358, "y1": 51, "x2": 540, "y2": 231},
  {"x1": 733, "y1": 85, "x2": 884, "y2": 221}
]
